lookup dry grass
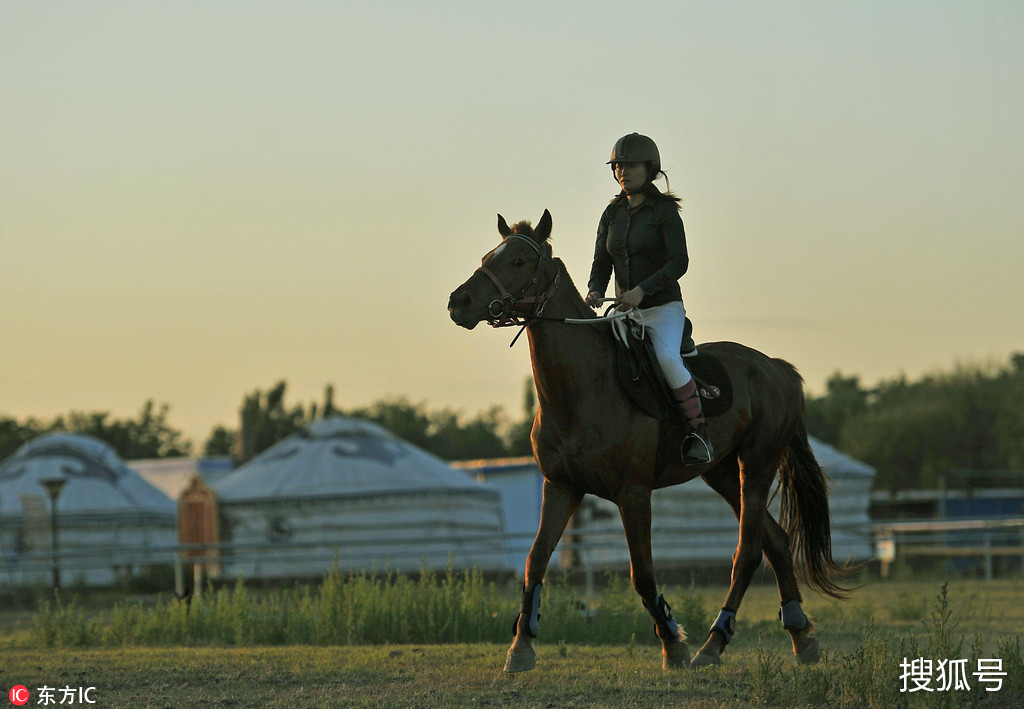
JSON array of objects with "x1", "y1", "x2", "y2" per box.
[{"x1": 3, "y1": 576, "x2": 1023, "y2": 708}]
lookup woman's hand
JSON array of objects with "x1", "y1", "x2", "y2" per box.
[
  {"x1": 585, "y1": 291, "x2": 605, "y2": 308},
  {"x1": 617, "y1": 286, "x2": 645, "y2": 310}
]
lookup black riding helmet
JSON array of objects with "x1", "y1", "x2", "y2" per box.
[{"x1": 607, "y1": 133, "x2": 661, "y2": 178}]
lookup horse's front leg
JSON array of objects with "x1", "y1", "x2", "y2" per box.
[
  {"x1": 617, "y1": 485, "x2": 691, "y2": 670},
  {"x1": 504, "y1": 479, "x2": 582, "y2": 673}
]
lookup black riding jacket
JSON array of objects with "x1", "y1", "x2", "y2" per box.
[{"x1": 587, "y1": 196, "x2": 688, "y2": 309}]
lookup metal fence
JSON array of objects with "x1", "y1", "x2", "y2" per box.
[
  {"x1": 872, "y1": 518, "x2": 1024, "y2": 581},
  {"x1": 3, "y1": 518, "x2": 1021, "y2": 592}
]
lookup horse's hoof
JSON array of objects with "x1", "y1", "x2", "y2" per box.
[
  {"x1": 690, "y1": 632, "x2": 725, "y2": 669},
  {"x1": 690, "y1": 650, "x2": 721, "y2": 669},
  {"x1": 788, "y1": 625, "x2": 820, "y2": 665},
  {"x1": 663, "y1": 640, "x2": 691, "y2": 670},
  {"x1": 503, "y1": 643, "x2": 537, "y2": 673},
  {"x1": 795, "y1": 636, "x2": 820, "y2": 665}
]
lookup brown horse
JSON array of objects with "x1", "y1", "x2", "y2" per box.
[{"x1": 447, "y1": 210, "x2": 848, "y2": 672}]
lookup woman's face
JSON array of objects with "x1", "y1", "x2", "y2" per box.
[{"x1": 613, "y1": 161, "x2": 648, "y2": 194}]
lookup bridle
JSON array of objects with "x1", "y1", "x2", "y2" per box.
[
  {"x1": 471, "y1": 232, "x2": 636, "y2": 347},
  {"x1": 475, "y1": 234, "x2": 560, "y2": 328}
]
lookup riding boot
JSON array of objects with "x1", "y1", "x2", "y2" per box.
[{"x1": 673, "y1": 380, "x2": 715, "y2": 464}]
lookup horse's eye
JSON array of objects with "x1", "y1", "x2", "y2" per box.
[{"x1": 512, "y1": 258, "x2": 526, "y2": 267}]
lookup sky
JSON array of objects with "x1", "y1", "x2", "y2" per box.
[{"x1": 3, "y1": 1, "x2": 1022, "y2": 449}]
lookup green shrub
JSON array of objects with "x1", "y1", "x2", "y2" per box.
[{"x1": 33, "y1": 591, "x2": 102, "y2": 648}]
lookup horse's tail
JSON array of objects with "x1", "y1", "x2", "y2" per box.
[{"x1": 778, "y1": 417, "x2": 853, "y2": 600}]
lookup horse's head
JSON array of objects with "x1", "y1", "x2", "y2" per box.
[{"x1": 448, "y1": 209, "x2": 555, "y2": 329}]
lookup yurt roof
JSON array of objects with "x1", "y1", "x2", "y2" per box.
[
  {"x1": 211, "y1": 416, "x2": 499, "y2": 503},
  {"x1": 808, "y1": 436, "x2": 876, "y2": 478},
  {"x1": 0, "y1": 433, "x2": 176, "y2": 519}
]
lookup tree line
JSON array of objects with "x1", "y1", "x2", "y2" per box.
[
  {"x1": 0, "y1": 401, "x2": 192, "y2": 464},
  {"x1": 805, "y1": 352, "x2": 1024, "y2": 491},
  {"x1": 4, "y1": 353, "x2": 1022, "y2": 491},
  {"x1": 0, "y1": 380, "x2": 537, "y2": 466}
]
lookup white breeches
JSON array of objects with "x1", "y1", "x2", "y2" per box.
[{"x1": 638, "y1": 301, "x2": 692, "y2": 389}]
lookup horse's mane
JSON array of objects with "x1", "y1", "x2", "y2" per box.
[{"x1": 511, "y1": 220, "x2": 553, "y2": 241}]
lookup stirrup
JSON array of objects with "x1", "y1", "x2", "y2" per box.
[{"x1": 682, "y1": 430, "x2": 714, "y2": 464}]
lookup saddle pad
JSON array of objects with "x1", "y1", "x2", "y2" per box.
[{"x1": 614, "y1": 335, "x2": 680, "y2": 426}]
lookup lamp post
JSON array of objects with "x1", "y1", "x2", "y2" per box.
[{"x1": 39, "y1": 476, "x2": 68, "y2": 590}]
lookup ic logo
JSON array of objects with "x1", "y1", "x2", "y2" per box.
[{"x1": 8, "y1": 685, "x2": 30, "y2": 706}]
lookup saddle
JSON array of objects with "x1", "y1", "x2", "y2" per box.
[
  {"x1": 612, "y1": 315, "x2": 733, "y2": 427},
  {"x1": 612, "y1": 315, "x2": 732, "y2": 470}
]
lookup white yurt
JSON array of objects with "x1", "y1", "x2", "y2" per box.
[
  {"x1": 208, "y1": 416, "x2": 509, "y2": 580},
  {"x1": 0, "y1": 433, "x2": 177, "y2": 587}
]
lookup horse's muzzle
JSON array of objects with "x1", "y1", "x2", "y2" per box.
[{"x1": 447, "y1": 288, "x2": 480, "y2": 329}]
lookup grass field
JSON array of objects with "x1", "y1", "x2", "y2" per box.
[{"x1": 3, "y1": 575, "x2": 1023, "y2": 708}]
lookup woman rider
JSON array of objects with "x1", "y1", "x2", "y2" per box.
[{"x1": 585, "y1": 133, "x2": 714, "y2": 464}]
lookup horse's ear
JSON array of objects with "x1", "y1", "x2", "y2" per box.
[
  {"x1": 497, "y1": 214, "x2": 512, "y2": 238},
  {"x1": 534, "y1": 209, "x2": 552, "y2": 242}
]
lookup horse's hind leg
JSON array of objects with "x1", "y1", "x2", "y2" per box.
[
  {"x1": 692, "y1": 457, "x2": 774, "y2": 667},
  {"x1": 504, "y1": 479, "x2": 582, "y2": 673},
  {"x1": 761, "y1": 514, "x2": 819, "y2": 664},
  {"x1": 699, "y1": 461, "x2": 819, "y2": 665},
  {"x1": 617, "y1": 485, "x2": 691, "y2": 670}
]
